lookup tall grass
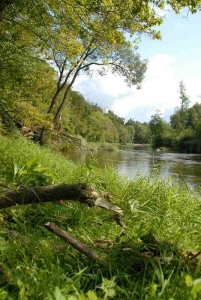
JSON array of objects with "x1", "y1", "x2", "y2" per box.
[
  {"x1": 1, "y1": 135, "x2": 201, "y2": 299},
  {"x1": 0, "y1": 135, "x2": 77, "y2": 184}
]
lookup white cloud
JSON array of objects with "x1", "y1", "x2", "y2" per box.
[
  {"x1": 74, "y1": 54, "x2": 201, "y2": 122},
  {"x1": 152, "y1": 4, "x2": 171, "y2": 17}
]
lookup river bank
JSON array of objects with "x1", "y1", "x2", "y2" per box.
[{"x1": 1, "y1": 135, "x2": 201, "y2": 299}]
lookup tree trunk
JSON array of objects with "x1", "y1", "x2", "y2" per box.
[
  {"x1": 53, "y1": 67, "x2": 81, "y2": 128},
  {"x1": 53, "y1": 86, "x2": 71, "y2": 127},
  {"x1": 39, "y1": 42, "x2": 93, "y2": 143},
  {"x1": 38, "y1": 126, "x2": 46, "y2": 145},
  {"x1": 0, "y1": 184, "x2": 93, "y2": 209},
  {"x1": 38, "y1": 88, "x2": 61, "y2": 145},
  {"x1": 47, "y1": 89, "x2": 61, "y2": 114},
  {"x1": 0, "y1": 184, "x2": 123, "y2": 215}
]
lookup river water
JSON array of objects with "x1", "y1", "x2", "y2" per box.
[{"x1": 64, "y1": 145, "x2": 201, "y2": 190}]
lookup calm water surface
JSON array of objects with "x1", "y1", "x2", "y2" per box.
[{"x1": 64, "y1": 145, "x2": 201, "y2": 189}]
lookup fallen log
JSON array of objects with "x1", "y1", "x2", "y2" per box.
[
  {"x1": 0, "y1": 183, "x2": 123, "y2": 215},
  {"x1": 44, "y1": 222, "x2": 107, "y2": 265}
]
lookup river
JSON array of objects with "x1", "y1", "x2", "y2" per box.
[{"x1": 64, "y1": 145, "x2": 201, "y2": 190}]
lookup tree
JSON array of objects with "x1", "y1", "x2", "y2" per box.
[
  {"x1": 40, "y1": 43, "x2": 147, "y2": 143},
  {"x1": 1, "y1": 0, "x2": 201, "y2": 142},
  {"x1": 171, "y1": 81, "x2": 191, "y2": 131},
  {"x1": 36, "y1": 0, "x2": 200, "y2": 143},
  {"x1": 126, "y1": 125, "x2": 135, "y2": 143},
  {"x1": 179, "y1": 81, "x2": 190, "y2": 111},
  {"x1": 0, "y1": 3, "x2": 57, "y2": 130},
  {"x1": 149, "y1": 111, "x2": 165, "y2": 147},
  {"x1": 106, "y1": 110, "x2": 125, "y2": 128},
  {"x1": 103, "y1": 117, "x2": 119, "y2": 143},
  {"x1": 86, "y1": 111, "x2": 119, "y2": 143},
  {"x1": 187, "y1": 103, "x2": 201, "y2": 129},
  {"x1": 86, "y1": 112, "x2": 105, "y2": 142},
  {"x1": 150, "y1": 111, "x2": 176, "y2": 148},
  {"x1": 131, "y1": 121, "x2": 150, "y2": 144},
  {"x1": 117, "y1": 125, "x2": 129, "y2": 144}
]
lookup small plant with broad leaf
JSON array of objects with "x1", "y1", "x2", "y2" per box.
[
  {"x1": 48, "y1": 287, "x2": 99, "y2": 300},
  {"x1": 99, "y1": 278, "x2": 117, "y2": 300},
  {"x1": 13, "y1": 157, "x2": 56, "y2": 186}
]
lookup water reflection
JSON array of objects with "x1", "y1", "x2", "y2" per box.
[{"x1": 64, "y1": 145, "x2": 201, "y2": 189}]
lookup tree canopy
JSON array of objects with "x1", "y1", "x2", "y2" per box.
[
  {"x1": 150, "y1": 82, "x2": 201, "y2": 153},
  {"x1": 1, "y1": 0, "x2": 201, "y2": 142}
]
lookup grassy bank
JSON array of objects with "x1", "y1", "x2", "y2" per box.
[
  {"x1": 86, "y1": 142, "x2": 151, "y2": 152},
  {"x1": 1, "y1": 136, "x2": 201, "y2": 299},
  {"x1": 86, "y1": 142, "x2": 118, "y2": 152},
  {"x1": 55, "y1": 139, "x2": 150, "y2": 153},
  {"x1": 53, "y1": 140, "x2": 119, "y2": 153}
]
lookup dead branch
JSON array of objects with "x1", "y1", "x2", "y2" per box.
[
  {"x1": 0, "y1": 183, "x2": 123, "y2": 215},
  {"x1": 44, "y1": 222, "x2": 107, "y2": 265}
]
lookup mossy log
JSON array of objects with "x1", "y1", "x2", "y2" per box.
[{"x1": 0, "y1": 183, "x2": 123, "y2": 214}]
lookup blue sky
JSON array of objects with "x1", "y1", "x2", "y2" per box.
[
  {"x1": 139, "y1": 8, "x2": 201, "y2": 61},
  {"x1": 74, "y1": 8, "x2": 201, "y2": 122}
]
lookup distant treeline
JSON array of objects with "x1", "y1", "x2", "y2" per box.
[
  {"x1": 62, "y1": 91, "x2": 151, "y2": 144},
  {"x1": 1, "y1": 0, "x2": 201, "y2": 153},
  {"x1": 1, "y1": 40, "x2": 200, "y2": 152},
  {"x1": 150, "y1": 82, "x2": 201, "y2": 153}
]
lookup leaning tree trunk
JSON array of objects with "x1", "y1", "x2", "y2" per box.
[
  {"x1": 39, "y1": 41, "x2": 94, "y2": 145},
  {"x1": 38, "y1": 88, "x2": 61, "y2": 145}
]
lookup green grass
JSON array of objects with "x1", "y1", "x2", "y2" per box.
[{"x1": 1, "y1": 135, "x2": 201, "y2": 299}]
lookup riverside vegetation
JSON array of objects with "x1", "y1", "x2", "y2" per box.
[
  {"x1": 1, "y1": 1, "x2": 201, "y2": 299},
  {"x1": 1, "y1": 135, "x2": 201, "y2": 299},
  {"x1": 149, "y1": 82, "x2": 201, "y2": 153},
  {"x1": 1, "y1": 0, "x2": 200, "y2": 152}
]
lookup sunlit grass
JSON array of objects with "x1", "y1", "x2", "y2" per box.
[{"x1": 1, "y1": 135, "x2": 201, "y2": 299}]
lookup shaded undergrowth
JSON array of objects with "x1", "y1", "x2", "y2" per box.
[{"x1": 1, "y1": 136, "x2": 201, "y2": 299}]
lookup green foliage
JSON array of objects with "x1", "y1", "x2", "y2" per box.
[
  {"x1": 100, "y1": 277, "x2": 117, "y2": 299},
  {"x1": 1, "y1": 0, "x2": 200, "y2": 143},
  {"x1": 0, "y1": 116, "x2": 5, "y2": 135},
  {"x1": 47, "y1": 279, "x2": 116, "y2": 300},
  {"x1": 60, "y1": 91, "x2": 150, "y2": 145},
  {"x1": 150, "y1": 81, "x2": 201, "y2": 153},
  {"x1": 0, "y1": 135, "x2": 76, "y2": 184},
  {"x1": 1, "y1": 136, "x2": 201, "y2": 299},
  {"x1": 162, "y1": 102, "x2": 201, "y2": 153},
  {"x1": 126, "y1": 120, "x2": 150, "y2": 144},
  {"x1": 2, "y1": 0, "x2": 150, "y2": 129},
  {"x1": 170, "y1": 82, "x2": 191, "y2": 132},
  {"x1": 98, "y1": 143, "x2": 118, "y2": 151},
  {"x1": 150, "y1": 111, "x2": 173, "y2": 148},
  {"x1": 13, "y1": 157, "x2": 56, "y2": 186},
  {"x1": 179, "y1": 81, "x2": 191, "y2": 111}
]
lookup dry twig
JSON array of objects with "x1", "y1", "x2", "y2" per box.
[{"x1": 44, "y1": 222, "x2": 107, "y2": 265}]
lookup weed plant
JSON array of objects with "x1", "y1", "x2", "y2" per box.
[{"x1": 1, "y1": 136, "x2": 201, "y2": 299}]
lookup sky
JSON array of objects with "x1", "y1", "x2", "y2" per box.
[{"x1": 74, "y1": 7, "x2": 201, "y2": 122}]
